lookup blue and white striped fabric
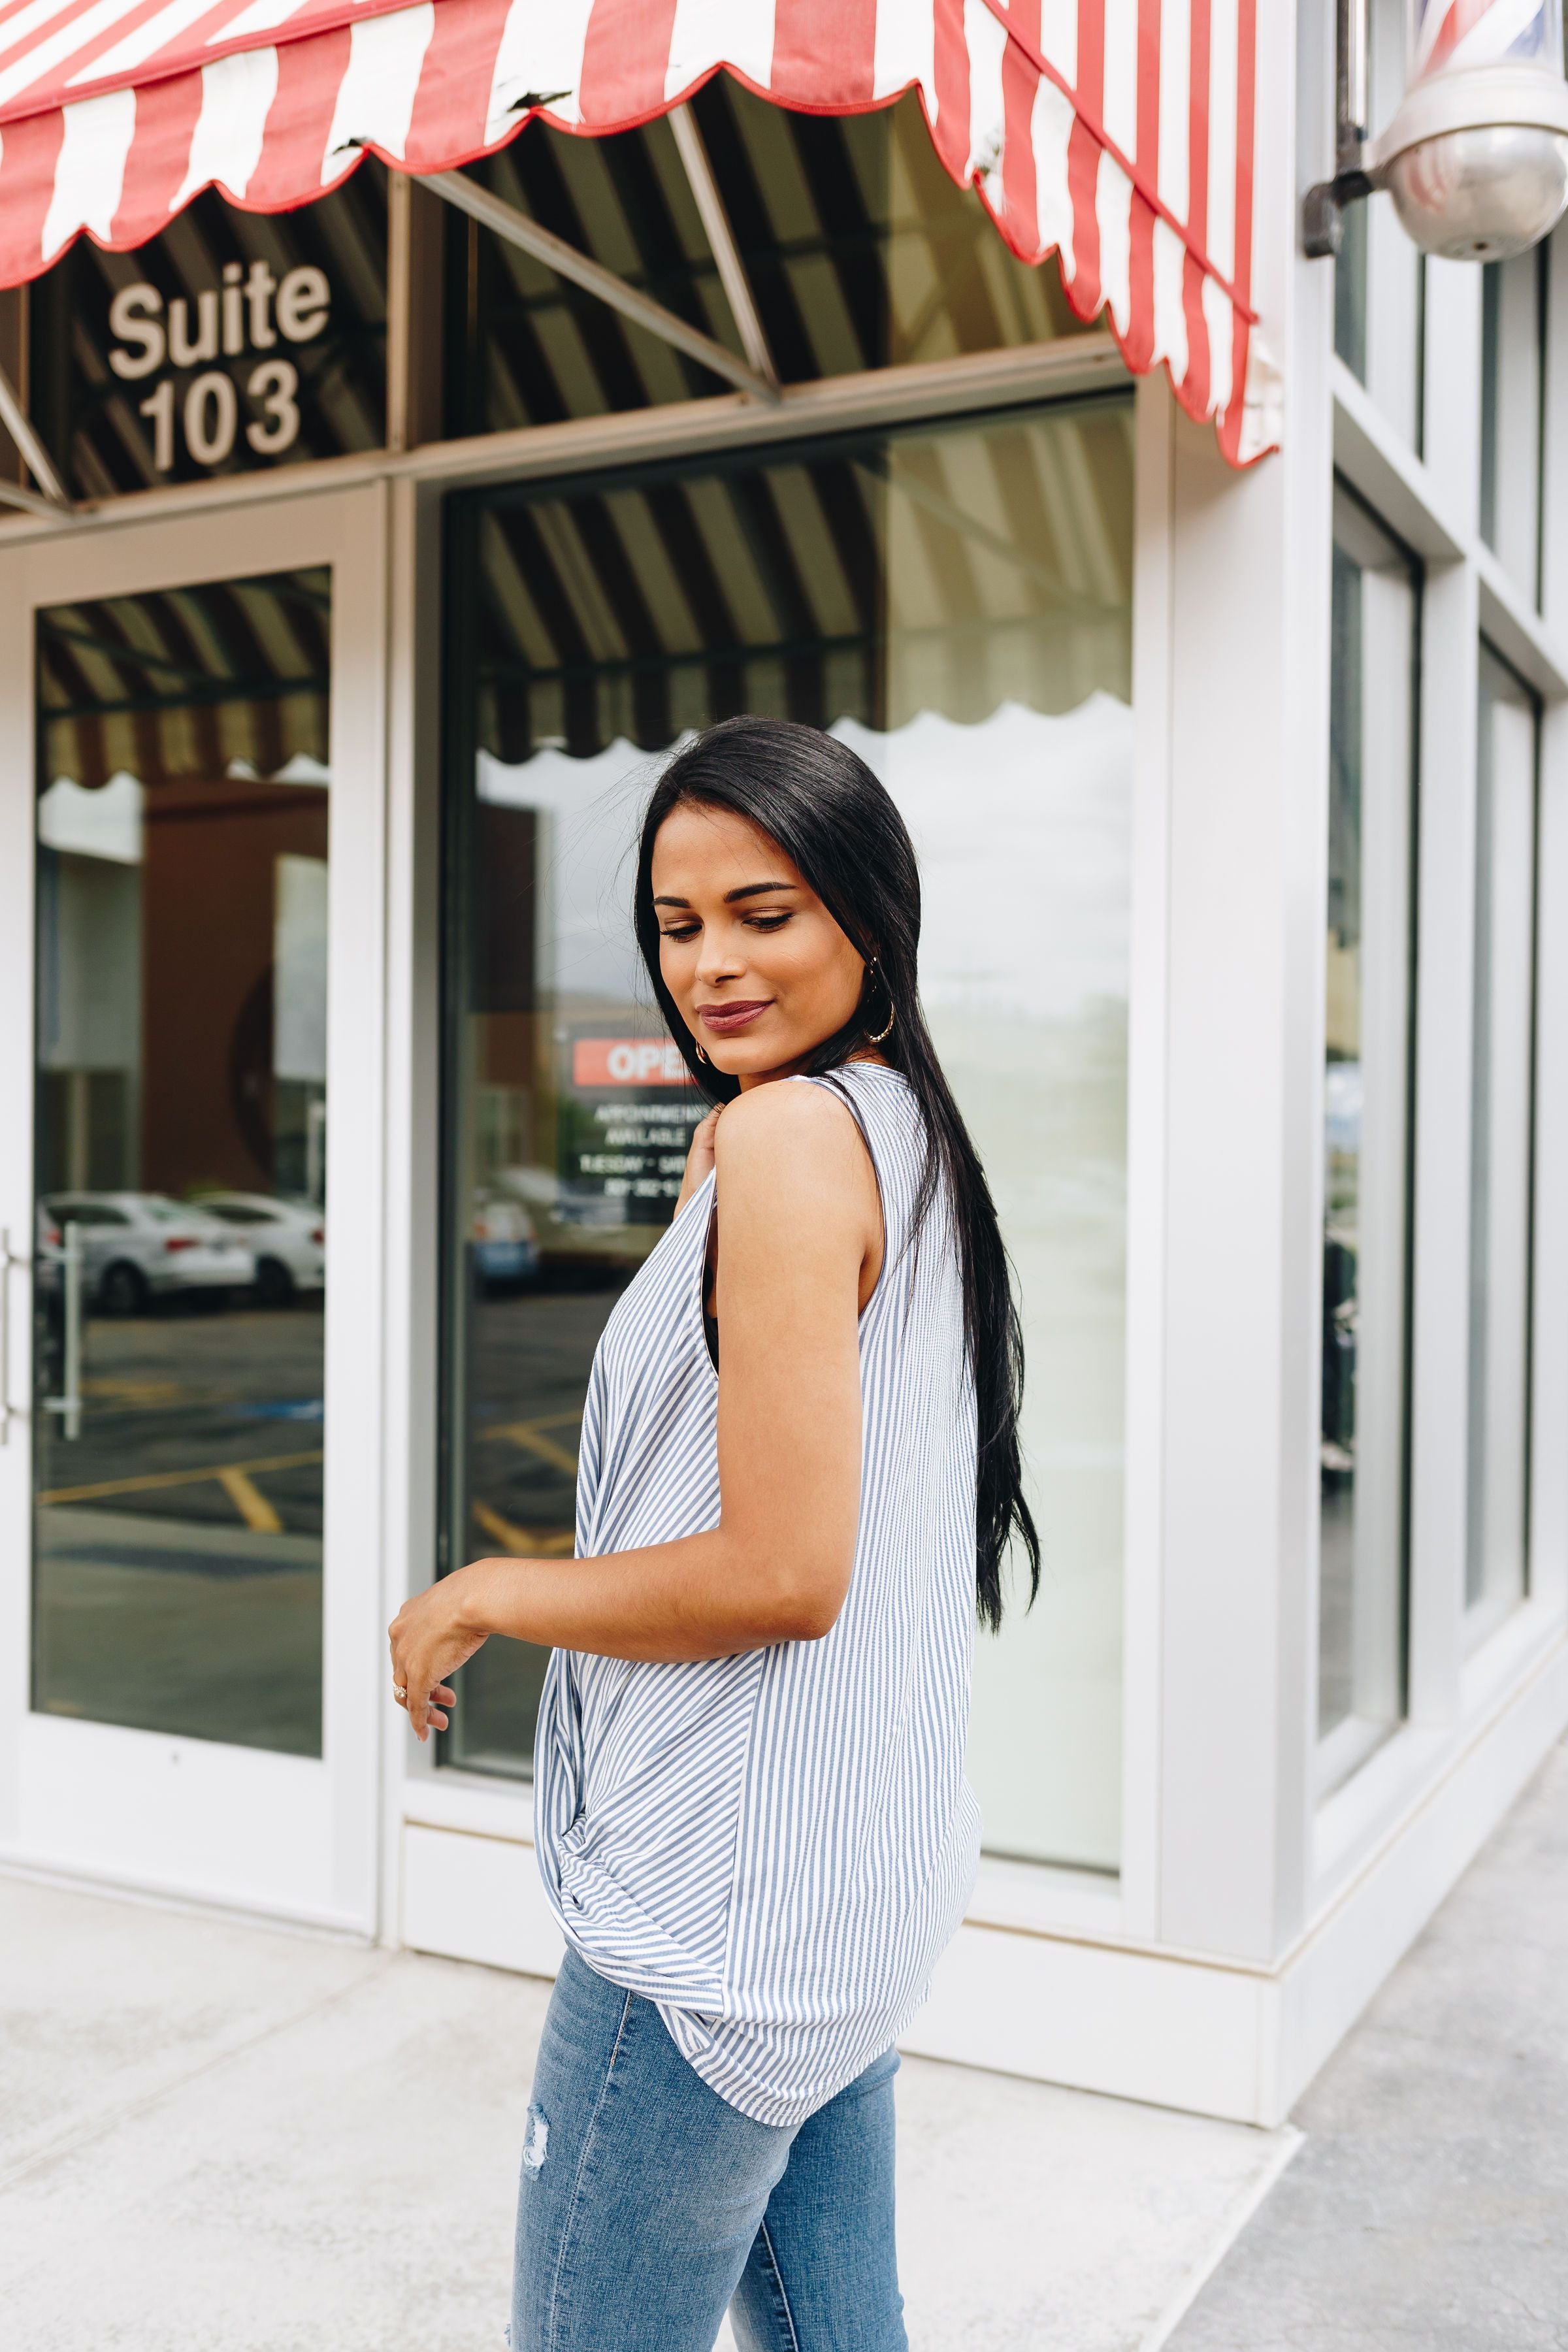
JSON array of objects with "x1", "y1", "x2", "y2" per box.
[{"x1": 532, "y1": 1062, "x2": 981, "y2": 2128}]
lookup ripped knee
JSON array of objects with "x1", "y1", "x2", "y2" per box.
[{"x1": 521, "y1": 2103, "x2": 550, "y2": 2176}]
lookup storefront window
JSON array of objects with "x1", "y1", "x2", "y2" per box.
[
  {"x1": 442, "y1": 84, "x2": 1094, "y2": 439},
  {"x1": 1334, "y1": 0, "x2": 1423, "y2": 450},
  {"x1": 32, "y1": 570, "x2": 331, "y2": 1754},
  {"x1": 29, "y1": 174, "x2": 389, "y2": 498},
  {"x1": 1467, "y1": 647, "x2": 1539, "y2": 1631},
  {"x1": 1318, "y1": 490, "x2": 1416, "y2": 1778},
  {"x1": 442, "y1": 395, "x2": 1134, "y2": 1872},
  {"x1": 1480, "y1": 250, "x2": 1546, "y2": 606}
]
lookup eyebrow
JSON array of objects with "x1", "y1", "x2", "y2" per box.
[{"x1": 652, "y1": 881, "x2": 798, "y2": 908}]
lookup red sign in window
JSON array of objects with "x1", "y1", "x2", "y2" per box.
[{"x1": 572, "y1": 1037, "x2": 692, "y2": 1088}]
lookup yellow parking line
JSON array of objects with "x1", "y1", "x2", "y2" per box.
[
  {"x1": 472, "y1": 1501, "x2": 575, "y2": 1558},
  {"x1": 82, "y1": 1379, "x2": 185, "y2": 1405},
  {"x1": 39, "y1": 1449, "x2": 323, "y2": 1507},
  {"x1": 218, "y1": 1467, "x2": 284, "y2": 1534},
  {"x1": 486, "y1": 1417, "x2": 580, "y2": 1475}
]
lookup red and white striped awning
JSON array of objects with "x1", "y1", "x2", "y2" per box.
[{"x1": 0, "y1": 0, "x2": 1278, "y2": 465}]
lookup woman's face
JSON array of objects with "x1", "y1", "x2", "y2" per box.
[{"x1": 651, "y1": 800, "x2": 868, "y2": 1087}]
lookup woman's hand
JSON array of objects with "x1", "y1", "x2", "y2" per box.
[
  {"x1": 388, "y1": 1565, "x2": 491, "y2": 1742},
  {"x1": 673, "y1": 1104, "x2": 723, "y2": 1217}
]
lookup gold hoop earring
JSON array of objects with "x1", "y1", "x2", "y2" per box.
[
  {"x1": 694, "y1": 1041, "x2": 709, "y2": 1064},
  {"x1": 864, "y1": 956, "x2": 896, "y2": 1046}
]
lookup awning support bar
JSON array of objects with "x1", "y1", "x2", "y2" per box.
[
  {"x1": 0, "y1": 474, "x2": 71, "y2": 518},
  {"x1": 422, "y1": 169, "x2": 781, "y2": 404},
  {"x1": 0, "y1": 359, "x2": 71, "y2": 510},
  {"x1": 668, "y1": 106, "x2": 777, "y2": 391},
  {"x1": 1302, "y1": 0, "x2": 1373, "y2": 257}
]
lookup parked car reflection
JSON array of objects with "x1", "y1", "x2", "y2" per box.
[
  {"x1": 472, "y1": 1192, "x2": 540, "y2": 1289},
  {"x1": 494, "y1": 1165, "x2": 649, "y2": 1256},
  {"x1": 44, "y1": 1193, "x2": 255, "y2": 1315},
  {"x1": 197, "y1": 1193, "x2": 325, "y2": 1306}
]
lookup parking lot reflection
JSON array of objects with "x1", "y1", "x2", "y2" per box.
[{"x1": 33, "y1": 1290, "x2": 326, "y2": 1757}]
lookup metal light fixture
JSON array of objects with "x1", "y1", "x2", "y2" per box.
[{"x1": 1305, "y1": 0, "x2": 1568, "y2": 262}]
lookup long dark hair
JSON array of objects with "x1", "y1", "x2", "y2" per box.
[{"x1": 633, "y1": 715, "x2": 1039, "y2": 1630}]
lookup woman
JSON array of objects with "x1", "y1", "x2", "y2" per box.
[{"x1": 389, "y1": 717, "x2": 1038, "y2": 2352}]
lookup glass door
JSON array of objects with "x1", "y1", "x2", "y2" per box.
[
  {"x1": 0, "y1": 490, "x2": 385, "y2": 1928},
  {"x1": 33, "y1": 569, "x2": 330, "y2": 1756}
]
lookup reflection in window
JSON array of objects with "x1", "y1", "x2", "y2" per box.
[
  {"x1": 442, "y1": 83, "x2": 1093, "y2": 438},
  {"x1": 1318, "y1": 491, "x2": 1416, "y2": 1780},
  {"x1": 1480, "y1": 250, "x2": 1546, "y2": 604},
  {"x1": 443, "y1": 398, "x2": 1134, "y2": 1871},
  {"x1": 33, "y1": 572, "x2": 331, "y2": 1756},
  {"x1": 1335, "y1": 201, "x2": 1367, "y2": 385},
  {"x1": 1467, "y1": 649, "x2": 1539, "y2": 1631}
]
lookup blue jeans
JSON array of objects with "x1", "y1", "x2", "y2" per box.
[{"x1": 511, "y1": 1951, "x2": 907, "y2": 2352}]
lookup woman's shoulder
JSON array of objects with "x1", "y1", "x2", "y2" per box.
[
  {"x1": 711, "y1": 1075, "x2": 883, "y2": 1221},
  {"x1": 731, "y1": 1064, "x2": 922, "y2": 1158},
  {"x1": 713, "y1": 1072, "x2": 859, "y2": 1151}
]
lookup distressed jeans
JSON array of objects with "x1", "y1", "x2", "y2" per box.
[{"x1": 510, "y1": 1950, "x2": 907, "y2": 2352}]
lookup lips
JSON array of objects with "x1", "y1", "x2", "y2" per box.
[{"x1": 697, "y1": 1000, "x2": 772, "y2": 1035}]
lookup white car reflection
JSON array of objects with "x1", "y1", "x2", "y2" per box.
[
  {"x1": 472, "y1": 1192, "x2": 540, "y2": 1287},
  {"x1": 198, "y1": 1193, "x2": 326, "y2": 1306},
  {"x1": 44, "y1": 1193, "x2": 256, "y2": 1316}
]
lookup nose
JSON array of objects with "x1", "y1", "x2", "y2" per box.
[{"x1": 694, "y1": 918, "x2": 744, "y2": 987}]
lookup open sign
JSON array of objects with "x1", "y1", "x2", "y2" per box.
[
  {"x1": 560, "y1": 1034, "x2": 704, "y2": 1226},
  {"x1": 573, "y1": 1039, "x2": 692, "y2": 1087}
]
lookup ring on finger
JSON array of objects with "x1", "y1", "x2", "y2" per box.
[{"x1": 393, "y1": 1684, "x2": 407, "y2": 1700}]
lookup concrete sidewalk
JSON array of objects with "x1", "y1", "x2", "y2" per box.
[
  {"x1": 1169, "y1": 1733, "x2": 1568, "y2": 2352},
  {"x1": 0, "y1": 1872, "x2": 1291, "y2": 2352},
  {"x1": 3, "y1": 1738, "x2": 1560, "y2": 2349}
]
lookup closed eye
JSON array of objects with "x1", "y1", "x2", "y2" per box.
[{"x1": 660, "y1": 907, "x2": 794, "y2": 942}]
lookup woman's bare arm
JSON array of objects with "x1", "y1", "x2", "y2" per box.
[{"x1": 389, "y1": 1081, "x2": 880, "y2": 1739}]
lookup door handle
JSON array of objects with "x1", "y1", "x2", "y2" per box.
[
  {"x1": 42, "y1": 1219, "x2": 83, "y2": 1442},
  {"x1": 0, "y1": 1226, "x2": 27, "y2": 1446}
]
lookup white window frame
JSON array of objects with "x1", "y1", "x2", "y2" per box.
[{"x1": 0, "y1": 484, "x2": 392, "y2": 1932}]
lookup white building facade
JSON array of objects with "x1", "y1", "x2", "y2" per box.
[{"x1": 0, "y1": 0, "x2": 1565, "y2": 2126}]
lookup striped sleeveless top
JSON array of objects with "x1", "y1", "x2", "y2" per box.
[{"x1": 532, "y1": 1061, "x2": 981, "y2": 2127}]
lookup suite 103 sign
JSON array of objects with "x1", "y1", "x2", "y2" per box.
[{"x1": 107, "y1": 263, "x2": 331, "y2": 471}]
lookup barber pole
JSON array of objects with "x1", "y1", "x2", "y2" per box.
[
  {"x1": 1354, "y1": 0, "x2": 1568, "y2": 255},
  {"x1": 1413, "y1": 0, "x2": 1566, "y2": 80}
]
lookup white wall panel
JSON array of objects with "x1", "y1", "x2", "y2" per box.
[{"x1": 402, "y1": 1825, "x2": 564, "y2": 1978}]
